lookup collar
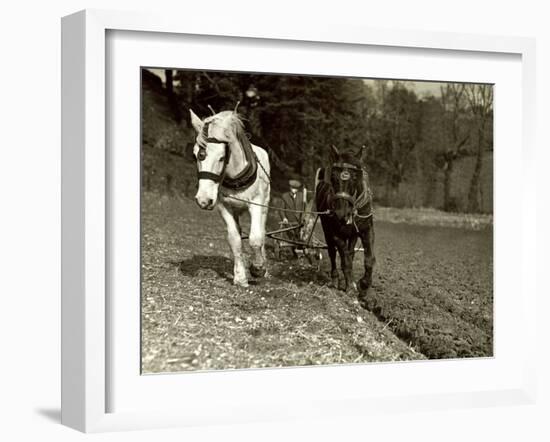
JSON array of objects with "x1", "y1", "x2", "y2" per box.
[{"x1": 221, "y1": 136, "x2": 258, "y2": 191}]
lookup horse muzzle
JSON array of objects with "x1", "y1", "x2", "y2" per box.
[
  {"x1": 195, "y1": 178, "x2": 220, "y2": 210},
  {"x1": 195, "y1": 195, "x2": 216, "y2": 210}
]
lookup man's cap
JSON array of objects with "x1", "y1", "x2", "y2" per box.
[{"x1": 288, "y1": 179, "x2": 302, "y2": 189}]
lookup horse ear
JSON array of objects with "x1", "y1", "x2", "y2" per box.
[
  {"x1": 189, "y1": 109, "x2": 203, "y2": 134},
  {"x1": 330, "y1": 145, "x2": 340, "y2": 162}
]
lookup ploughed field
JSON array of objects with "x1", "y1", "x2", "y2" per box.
[{"x1": 141, "y1": 193, "x2": 492, "y2": 373}]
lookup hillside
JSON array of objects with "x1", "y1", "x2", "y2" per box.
[{"x1": 141, "y1": 69, "x2": 197, "y2": 197}]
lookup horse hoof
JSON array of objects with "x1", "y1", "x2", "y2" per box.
[
  {"x1": 344, "y1": 285, "x2": 356, "y2": 294},
  {"x1": 234, "y1": 279, "x2": 249, "y2": 288},
  {"x1": 250, "y1": 265, "x2": 266, "y2": 278},
  {"x1": 358, "y1": 278, "x2": 371, "y2": 292},
  {"x1": 357, "y1": 285, "x2": 372, "y2": 308}
]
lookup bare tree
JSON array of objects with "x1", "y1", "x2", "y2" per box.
[
  {"x1": 465, "y1": 84, "x2": 493, "y2": 213},
  {"x1": 439, "y1": 84, "x2": 470, "y2": 211},
  {"x1": 372, "y1": 82, "x2": 421, "y2": 205}
]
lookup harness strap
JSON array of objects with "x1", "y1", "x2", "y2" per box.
[
  {"x1": 198, "y1": 171, "x2": 224, "y2": 183},
  {"x1": 333, "y1": 191, "x2": 356, "y2": 204},
  {"x1": 197, "y1": 137, "x2": 231, "y2": 183},
  {"x1": 196, "y1": 125, "x2": 258, "y2": 191},
  {"x1": 332, "y1": 162, "x2": 362, "y2": 170},
  {"x1": 223, "y1": 128, "x2": 258, "y2": 191},
  {"x1": 324, "y1": 168, "x2": 374, "y2": 220},
  {"x1": 203, "y1": 137, "x2": 226, "y2": 144},
  {"x1": 353, "y1": 171, "x2": 373, "y2": 219},
  {"x1": 222, "y1": 164, "x2": 257, "y2": 190},
  {"x1": 220, "y1": 129, "x2": 258, "y2": 190}
]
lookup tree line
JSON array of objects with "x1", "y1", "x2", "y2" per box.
[{"x1": 154, "y1": 69, "x2": 493, "y2": 213}]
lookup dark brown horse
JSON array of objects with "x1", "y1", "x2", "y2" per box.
[{"x1": 315, "y1": 145, "x2": 375, "y2": 302}]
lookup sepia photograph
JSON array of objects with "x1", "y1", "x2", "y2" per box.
[{"x1": 140, "y1": 68, "x2": 493, "y2": 374}]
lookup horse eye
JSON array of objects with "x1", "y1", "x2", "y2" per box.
[{"x1": 219, "y1": 156, "x2": 225, "y2": 162}]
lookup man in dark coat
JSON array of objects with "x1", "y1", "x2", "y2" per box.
[{"x1": 279, "y1": 178, "x2": 307, "y2": 241}]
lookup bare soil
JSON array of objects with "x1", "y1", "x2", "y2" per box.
[
  {"x1": 365, "y1": 222, "x2": 493, "y2": 359},
  {"x1": 141, "y1": 193, "x2": 492, "y2": 373}
]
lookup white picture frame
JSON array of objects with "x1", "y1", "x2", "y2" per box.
[{"x1": 61, "y1": 9, "x2": 537, "y2": 433}]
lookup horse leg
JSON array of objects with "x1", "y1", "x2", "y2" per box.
[
  {"x1": 321, "y1": 219, "x2": 338, "y2": 287},
  {"x1": 358, "y1": 221, "x2": 376, "y2": 302},
  {"x1": 326, "y1": 241, "x2": 338, "y2": 287},
  {"x1": 336, "y1": 238, "x2": 354, "y2": 293},
  {"x1": 335, "y1": 240, "x2": 346, "y2": 291},
  {"x1": 348, "y1": 236, "x2": 358, "y2": 291},
  {"x1": 232, "y1": 208, "x2": 243, "y2": 237},
  {"x1": 218, "y1": 204, "x2": 248, "y2": 287},
  {"x1": 248, "y1": 203, "x2": 267, "y2": 278}
]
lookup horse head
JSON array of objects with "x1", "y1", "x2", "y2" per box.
[
  {"x1": 328, "y1": 144, "x2": 367, "y2": 222},
  {"x1": 190, "y1": 109, "x2": 247, "y2": 210}
]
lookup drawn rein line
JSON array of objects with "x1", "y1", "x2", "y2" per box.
[
  {"x1": 220, "y1": 192, "x2": 331, "y2": 216},
  {"x1": 220, "y1": 193, "x2": 373, "y2": 219}
]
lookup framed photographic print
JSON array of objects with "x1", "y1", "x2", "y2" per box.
[{"x1": 61, "y1": 9, "x2": 537, "y2": 433}]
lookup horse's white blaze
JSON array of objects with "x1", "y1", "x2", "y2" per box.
[
  {"x1": 190, "y1": 109, "x2": 271, "y2": 286},
  {"x1": 193, "y1": 142, "x2": 225, "y2": 208}
]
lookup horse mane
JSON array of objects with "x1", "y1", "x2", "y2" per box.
[
  {"x1": 232, "y1": 114, "x2": 254, "y2": 154},
  {"x1": 197, "y1": 111, "x2": 249, "y2": 145},
  {"x1": 195, "y1": 110, "x2": 258, "y2": 190}
]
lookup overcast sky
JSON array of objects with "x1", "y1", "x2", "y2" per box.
[
  {"x1": 148, "y1": 68, "x2": 444, "y2": 97},
  {"x1": 362, "y1": 78, "x2": 443, "y2": 97}
]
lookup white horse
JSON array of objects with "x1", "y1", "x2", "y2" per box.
[{"x1": 190, "y1": 109, "x2": 271, "y2": 287}]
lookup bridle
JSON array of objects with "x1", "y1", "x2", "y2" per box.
[
  {"x1": 329, "y1": 161, "x2": 372, "y2": 221},
  {"x1": 195, "y1": 120, "x2": 259, "y2": 191},
  {"x1": 196, "y1": 138, "x2": 231, "y2": 184},
  {"x1": 330, "y1": 162, "x2": 361, "y2": 206},
  {"x1": 196, "y1": 121, "x2": 231, "y2": 184}
]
